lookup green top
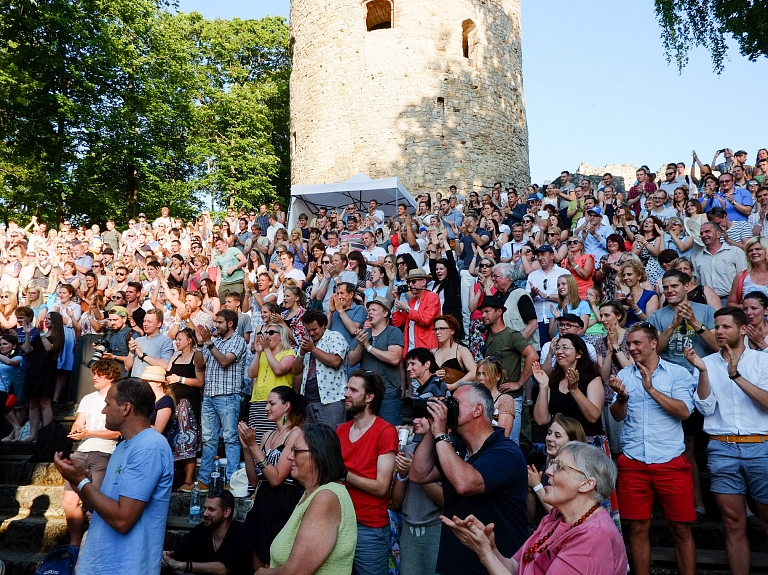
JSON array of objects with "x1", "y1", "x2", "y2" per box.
[
  {"x1": 585, "y1": 309, "x2": 606, "y2": 336},
  {"x1": 215, "y1": 247, "x2": 245, "y2": 283},
  {"x1": 269, "y1": 481, "x2": 357, "y2": 574}
]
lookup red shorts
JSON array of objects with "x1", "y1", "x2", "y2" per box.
[{"x1": 617, "y1": 453, "x2": 696, "y2": 522}]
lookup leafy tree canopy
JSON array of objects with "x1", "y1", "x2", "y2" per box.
[{"x1": 655, "y1": 0, "x2": 768, "y2": 73}]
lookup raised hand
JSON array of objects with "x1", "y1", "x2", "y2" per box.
[
  {"x1": 566, "y1": 368, "x2": 580, "y2": 391},
  {"x1": 607, "y1": 375, "x2": 627, "y2": 400},
  {"x1": 527, "y1": 464, "x2": 543, "y2": 488},
  {"x1": 531, "y1": 361, "x2": 549, "y2": 387},
  {"x1": 683, "y1": 347, "x2": 706, "y2": 371},
  {"x1": 722, "y1": 344, "x2": 739, "y2": 377},
  {"x1": 237, "y1": 421, "x2": 257, "y2": 449}
]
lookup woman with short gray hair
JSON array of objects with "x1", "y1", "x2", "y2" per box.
[{"x1": 442, "y1": 441, "x2": 627, "y2": 574}]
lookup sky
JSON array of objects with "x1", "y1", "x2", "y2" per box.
[{"x1": 175, "y1": 0, "x2": 768, "y2": 183}]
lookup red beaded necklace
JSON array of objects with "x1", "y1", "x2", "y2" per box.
[{"x1": 522, "y1": 502, "x2": 601, "y2": 563}]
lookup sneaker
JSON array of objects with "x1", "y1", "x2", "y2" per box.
[
  {"x1": 177, "y1": 483, "x2": 195, "y2": 493},
  {"x1": 197, "y1": 481, "x2": 210, "y2": 493}
]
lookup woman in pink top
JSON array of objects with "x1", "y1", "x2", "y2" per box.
[
  {"x1": 442, "y1": 441, "x2": 627, "y2": 575},
  {"x1": 468, "y1": 253, "x2": 497, "y2": 361}
]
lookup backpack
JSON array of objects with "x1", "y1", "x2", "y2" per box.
[{"x1": 34, "y1": 544, "x2": 79, "y2": 575}]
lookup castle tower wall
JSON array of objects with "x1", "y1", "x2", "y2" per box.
[{"x1": 289, "y1": 0, "x2": 530, "y2": 196}]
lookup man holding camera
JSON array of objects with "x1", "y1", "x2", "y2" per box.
[
  {"x1": 410, "y1": 382, "x2": 528, "y2": 575},
  {"x1": 392, "y1": 269, "x2": 440, "y2": 354},
  {"x1": 100, "y1": 306, "x2": 135, "y2": 377}
]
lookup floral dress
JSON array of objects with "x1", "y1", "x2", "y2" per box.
[
  {"x1": 281, "y1": 307, "x2": 308, "y2": 352},
  {"x1": 598, "y1": 254, "x2": 621, "y2": 301},
  {"x1": 638, "y1": 243, "x2": 664, "y2": 288}
]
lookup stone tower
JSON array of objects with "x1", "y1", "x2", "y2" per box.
[{"x1": 289, "y1": 0, "x2": 530, "y2": 197}]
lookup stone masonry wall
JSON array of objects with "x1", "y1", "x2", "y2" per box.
[{"x1": 289, "y1": 0, "x2": 530, "y2": 197}]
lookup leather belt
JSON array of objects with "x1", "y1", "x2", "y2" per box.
[{"x1": 710, "y1": 434, "x2": 768, "y2": 443}]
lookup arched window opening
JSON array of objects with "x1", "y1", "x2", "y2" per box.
[
  {"x1": 367, "y1": 0, "x2": 393, "y2": 31},
  {"x1": 462, "y1": 19, "x2": 477, "y2": 59}
]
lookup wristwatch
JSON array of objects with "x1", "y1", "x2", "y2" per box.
[
  {"x1": 695, "y1": 325, "x2": 706, "y2": 334},
  {"x1": 729, "y1": 371, "x2": 741, "y2": 380},
  {"x1": 206, "y1": 343, "x2": 215, "y2": 350},
  {"x1": 434, "y1": 433, "x2": 451, "y2": 445}
]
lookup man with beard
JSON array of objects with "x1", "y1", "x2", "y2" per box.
[
  {"x1": 161, "y1": 490, "x2": 251, "y2": 575},
  {"x1": 337, "y1": 370, "x2": 397, "y2": 575}
]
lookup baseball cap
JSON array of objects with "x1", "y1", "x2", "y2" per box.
[
  {"x1": 586, "y1": 206, "x2": 602, "y2": 216},
  {"x1": 108, "y1": 306, "x2": 128, "y2": 317},
  {"x1": 534, "y1": 245, "x2": 554, "y2": 254},
  {"x1": 556, "y1": 313, "x2": 584, "y2": 328}
]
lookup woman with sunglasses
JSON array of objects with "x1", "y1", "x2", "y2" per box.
[
  {"x1": 468, "y1": 256, "x2": 497, "y2": 361},
  {"x1": 239, "y1": 385, "x2": 307, "y2": 571},
  {"x1": 466, "y1": 192, "x2": 482, "y2": 212},
  {"x1": 0, "y1": 291, "x2": 18, "y2": 331},
  {"x1": 632, "y1": 215, "x2": 664, "y2": 289},
  {"x1": 612, "y1": 204, "x2": 638, "y2": 247},
  {"x1": 562, "y1": 236, "x2": 594, "y2": 299},
  {"x1": 247, "y1": 323, "x2": 296, "y2": 441},
  {"x1": 521, "y1": 216, "x2": 538, "y2": 243},
  {"x1": 663, "y1": 216, "x2": 693, "y2": 259},
  {"x1": 446, "y1": 442, "x2": 625, "y2": 575}
]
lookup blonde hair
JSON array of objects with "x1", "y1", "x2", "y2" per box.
[
  {"x1": 745, "y1": 237, "x2": 768, "y2": 274},
  {"x1": 557, "y1": 274, "x2": 581, "y2": 310},
  {"x1": 620, "y1": 259, "x2": 647, "y2": 284},
  {"x1": 477, "y1": 358, "x2": 506, "y2": 392}
]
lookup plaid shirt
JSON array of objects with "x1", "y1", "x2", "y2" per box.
[{"x1": 202, "y1": 331, "x2": 248, "y2": 397}]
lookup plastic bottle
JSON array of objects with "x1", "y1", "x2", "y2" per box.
[
  {"x1": 189, "y1": 482, "x2": 201, "y2": 524},
  {"x1": 211, "y1": 456, "x2": 222, "y2": 491}
]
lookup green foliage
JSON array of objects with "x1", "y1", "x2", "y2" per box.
[
  {"x1": 0, "y1": 1, "x2": 290, "y2": 226},
  {"x1": 655, "y1": 0, "x2": 768, "y2": 73}
]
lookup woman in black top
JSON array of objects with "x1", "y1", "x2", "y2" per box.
[
  {"x1": 532, "y1": 334, "x2": 604, "y2": 439},
  {"x1": 166, "y1": 328, "x2": 205, "y2": 492},
  {"x1": 429, "y1": 234, "x2": 463, "y2": 340}
]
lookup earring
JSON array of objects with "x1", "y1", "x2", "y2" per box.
[{"x1": 282, "y1": 414, "x2": 287, "y2": 426}]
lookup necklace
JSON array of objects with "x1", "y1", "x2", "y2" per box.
[
  {"x1": 212, "y1": 531, "x2": 222, "y2": 553},
  {"x1": 522, "y1": 502, "x2": 600, "y2": 563}
]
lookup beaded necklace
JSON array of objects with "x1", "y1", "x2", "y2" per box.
[{"x1": 521, "y1": 502, "x2": 601, "y2": 563}]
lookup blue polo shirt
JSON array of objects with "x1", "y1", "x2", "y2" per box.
[{"x1": 701, "y1": 189, "x2": 753, "y2": 222}]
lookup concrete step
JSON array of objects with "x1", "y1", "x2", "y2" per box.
[
  {"x1": 0, "y1": 485, "x2": 65, "y2": 518},
  {"x1": 0, "y1": 549, "x2": 47, "y2": 575},
  {"x1": 650, "y1": 546, "x2": 768, "y2": 573},
  {"x1": 648, "y1": 518, "x2": 768, "y2": 552},
  {"x1": 0, "y1": 515, "x2": 68, "y2": 553},
  {"x1": 0, "y1": 462, "x2": 62, "y2": 487}
]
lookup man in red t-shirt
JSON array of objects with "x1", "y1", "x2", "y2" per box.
[{"x1": 337, "y1": 369, "x2": 398, "y2": 575}]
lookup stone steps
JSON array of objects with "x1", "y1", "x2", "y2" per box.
[
  {"x1": 0, "y1": 485, "x2": 65, "y2": 518},
  {"x1": 650, "y1": 547, "x2": 768, "y2": 573},
  {"x1": 0, "y1": 515, "x2": 69, "y2": 553},
  {"x1": 0, "y1": 550, "x2": 48, "y2": 575}
]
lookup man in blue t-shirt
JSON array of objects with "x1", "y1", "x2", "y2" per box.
[
  {"x1": 54, "y1": 377, "x2": 173, "y2": 575},
  {"x1": 410, "y1": 382, "x2": 528, "y2": 575},
  {"x1": 457, "y1": 213, "x2": 491, "y2": 271}
]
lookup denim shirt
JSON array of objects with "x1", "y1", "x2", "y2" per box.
[{"x1": 614, "y1": 359, "x2": 694, "y2": 464}]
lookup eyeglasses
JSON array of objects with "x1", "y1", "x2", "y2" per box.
[
  {"x1": 553, "y1": 345, "x2": 576, "y2": 352},
  {"x1": 665, "y1": 172, "x2": 675, "y2": 176},
  {"x1": 427, "y1": 250, "x2": 437, "y2": 255},
  {"x1": 542, "y1": 279, "x2": 548, "y2": 290},
  {"x1": 491, "y1": 273, "x2": 503, "y2": 279},
  {"x1": 291, "y1": 446, "x2": 311, "y2": 455},
  {"x1": 547, "y1": 459, "x2": 590, "y2": 479},
  {"x1": 111, "y1": 296, "x2": 123, "y2": 300}
]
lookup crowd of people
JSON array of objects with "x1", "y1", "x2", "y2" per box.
[{"x1": 0, "y1": 146, "x2": 763, "y2": 575}]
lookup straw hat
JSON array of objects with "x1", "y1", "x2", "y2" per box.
[{"x1": 140, "y1": 365, "x2": 167, "y2": 383}]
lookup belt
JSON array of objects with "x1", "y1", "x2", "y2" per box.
[{"x1": 710, "y1": 434, "x2": 768, "y2": 443}]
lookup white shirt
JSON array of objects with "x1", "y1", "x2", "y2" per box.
[
  {"x1": 368, "y1": 209, "x2": 386, "y2": 230},
  {"x1": 361, "y1": 246, "x2": 387, "y2": 268},
  {"x1": 396, "y1": 239, "x2": 427, "y2": 268},
  {"x1": 266, "y1": 222, "x2": 285, "y2": 242},
  {"x1": 526, "y1": 265, "x2": 571, "y2": 323},
  {"x1": 696, "y1": 348, "x2": 768, "y2": 435},
  {"x1": 540, "y1": 340, "x2": 597, "y2": 367},
  {"x1": 500, "y1": 240, "x2": 525, "y2": 261},
  {"x1": 77, "y1": 391, "x2": 117, "y2": 454}
]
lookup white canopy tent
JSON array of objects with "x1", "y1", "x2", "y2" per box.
[{"x1": 288, "y1": 173, "x2": 418, "y2": 230}]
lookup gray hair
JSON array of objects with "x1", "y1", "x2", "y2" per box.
[
  {"x1": 557, "y1": 441, "x2": 617, "y2": 502},
  {"x1": 456, "y1": 382, "x2": 494, "y2": 423},
  {"x1": 492, "y1": 262, "x2": 515, "y2": 281}
]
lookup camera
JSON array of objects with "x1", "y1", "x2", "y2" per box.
[
  {"x1": 88, "y1": 338, "x2": 111, "y2": 368},
  {"x1": 401, "y1": 395, "x2": 459, "y2": 430},
  {"x1": 395, "y1": 284, "x2": 409, "y2": 296}
]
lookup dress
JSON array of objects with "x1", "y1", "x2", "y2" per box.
[
  {"x1": 244, "y1": 431, "x2": 303, "y2": 564},
  {"x1": 25, "y1": 334, "x2": 57, "y2": 398},
  {"x1": 597, "y1": 254, "x2": 621, "y2": 301},
  {"x1": 469, "y1": 284, "x2": 496, "y2": 362},
  {"x1": 166, "y1": 356, "x2": 201, "y2": 461},
  {"x1": 281, "y1": 307, "x2": 308, "y2": 352},
  {"x1": 637, "y1": 244, "x2": 663, "y2": 288},
  {"x1": 624, "y1": 289, "x2": 657, "y2": 327}
]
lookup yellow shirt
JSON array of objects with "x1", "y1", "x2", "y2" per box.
[{"x1": 250, "y1": 348, "x2": 296, "y2": 402}]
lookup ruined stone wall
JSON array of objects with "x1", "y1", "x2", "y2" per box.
[{"x1": 289, "y1": 0, "x2": 530, "y2": 197}]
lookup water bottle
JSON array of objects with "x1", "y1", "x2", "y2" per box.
[
  {"x1": 189, "y1": 482, "x2": 201, "y2": 524},
  {"x1": 211, "y1": 457, "x2": 221, "y2": 491}
]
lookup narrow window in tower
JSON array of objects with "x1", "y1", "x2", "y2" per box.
[
  {"x1": 366, "y1": 0, "x2": 393, "y2": 31},
  {"x1": 462, "y1": 20, "x2": 477, "y2": 59}
]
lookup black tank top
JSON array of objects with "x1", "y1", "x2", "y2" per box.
[
  {"x1": 548, "y1": 379, "x2": 605, "y2": 437},
  {"x1": 167, "y1": 355, "x2": 199, "y2": 401}
]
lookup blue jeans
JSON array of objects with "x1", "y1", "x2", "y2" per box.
[
  {"x1": 198, "y1": 394, "x2": 242, "y2": 485},
  {"x1": 353, "y1": 524, "x2": 390, "y2": 575},
  {"x1": 510, "y1": 394, "x2": 523, "y2": 446}
]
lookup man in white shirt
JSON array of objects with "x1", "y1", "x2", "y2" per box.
[
  {"x1": 526, "y1": 245, "x2": 570, "y2": 345},
  {"x1": 367, "y1": 199, "x2": 385, "y2": 231},
  {"x1": 684, "y1": 307, "x2": 768, "y2": 575},
  {"x1": 500, "y1": 224, "x2": 526, "y2": 263},
  {"x1": 361, "y1": 231, "x2": 386, "y2": 269},
  {"x1": 395, "y1": 216, "x2": 427, "y2": 268},
  {"x1": 693, "y1": 222, "x2": 747, "y2": 307},
  {"x1": 265, "y1": 214, "x2": 284, "y2": 242}
]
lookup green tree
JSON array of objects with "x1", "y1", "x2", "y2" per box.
[{"x1": 655, "y1": 0, "x2": 768, "y2": 73}]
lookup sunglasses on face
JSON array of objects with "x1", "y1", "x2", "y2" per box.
[
  {"x1": 567, "y1": 240, "x2": 582, "y2": 245},
  {"x1": 479, "y1": 263, "x2": 492, "y2": 268},
  {"x1": 264, "y1": 329, "x2": 280, "y2": 336}
]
